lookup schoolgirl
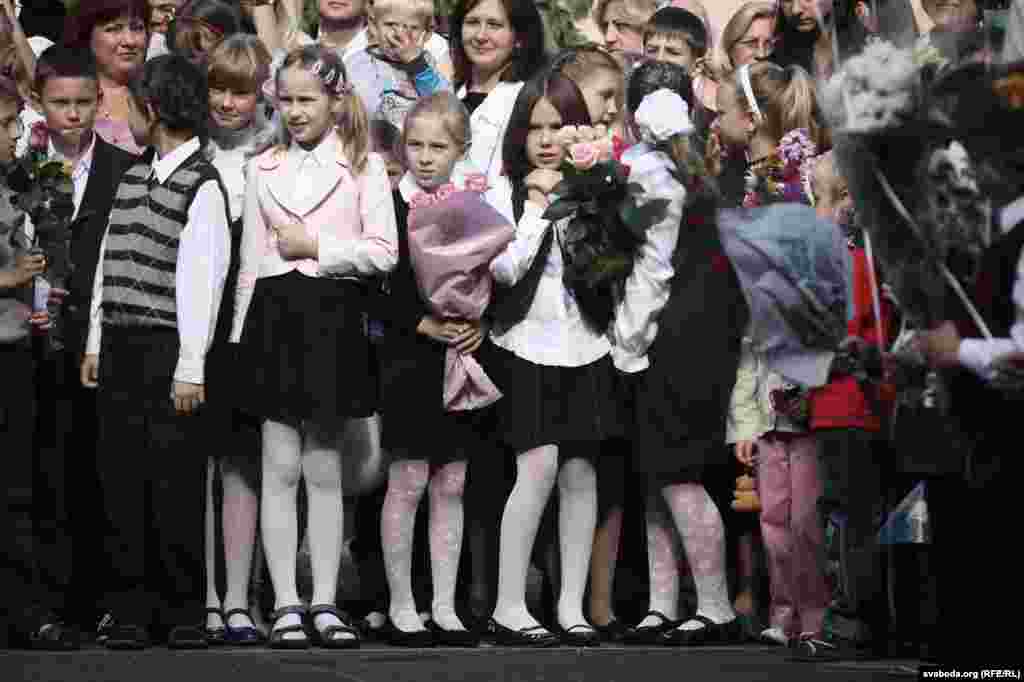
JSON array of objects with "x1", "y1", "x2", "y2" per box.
[
  {"x1": 722, "y1": 60, "x2": 831, "y2": 647},
  {"x1": 552, "y1": 44, "x2": 631, "y2": 639},
  {"x1": 447, "y1": 0, "x2": 548, "y2": 619},
  {"x1": 377, "y1": 91, "x2": 510, "y2": 647},
  {"x1": 612, "y1": 60, "x2": 748, "y2": 646},
  {"x1": 484, "y1": 68, "x2": 624, "y2": 647},
  {"x1": 200, "y1": 33, "x2": 274, "y2": 646},
  {"x1": 230, "y1": 44, "x2": 398, "y2": 649}
]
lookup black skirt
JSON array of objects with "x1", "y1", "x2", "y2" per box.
[
  {"x1": 482, "y1": 340, "x2": 624, "y2": 453},
  {"x1": 631, "y1": 225, "x2": 748, "y2": 485},
  {"x1": 236, "y1": 270, "x2": 376, "y2": 424}
]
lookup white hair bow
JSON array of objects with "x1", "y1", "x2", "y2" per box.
[{"x1": 634, "y1": 89, "x2": 695, "y2": 144}]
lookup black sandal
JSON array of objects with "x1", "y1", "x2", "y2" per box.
[
  {"x1": 308, "y1": 604, "x2": 360, "y2": 650},
  {"x1": 661, "y1": 615, "x2": 743, "y2": 646},
  {"x1": 224, "y1": 608, "x2": 264, "y2": 646},
  {"x1": 488, "y1": 619, "x2": 560, "y2": 647},
  {"x1": 622, "y1": 610, "x2": 682, "y2": 645},
  {"x1": 268, "y1": 605, "x2": 310, "y2": 650},
  {"x1": 558, "y1": 624, "x2": 601, "y2": 647},
  {"x1": 204, "y1": 607, "x2": 226, "y2": 646}
]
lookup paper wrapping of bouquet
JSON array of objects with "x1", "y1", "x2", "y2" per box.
[{"x1": 407, "y1": 190, "x2": 515, "y2": 411}]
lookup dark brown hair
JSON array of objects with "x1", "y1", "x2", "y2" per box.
[
  {"x1": 502, "y1": 68, "x2": 591, "y2": 193},
  {"x1": 62, "y1": 0, "x2": 151, "y2": 49},
  {"x1": 449, "y1": 0, "x2": 547, "y2": 90}
]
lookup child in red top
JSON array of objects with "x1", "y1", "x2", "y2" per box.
[{"x1": 800, "y1": 151, "x2": 894, "y2": 660}]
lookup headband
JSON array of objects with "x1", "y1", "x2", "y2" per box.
[{"x1": 737, "y1": 63, "x2": 762, "y2": 123}]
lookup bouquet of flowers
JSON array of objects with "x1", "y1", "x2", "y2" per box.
[
  {"x1": 542, "y1": 124, "x2": 670, "y2": 332},
  {"x1": 406, "y1": 166, "x2": 515, "y2": 411},
  {"x1": 742, "y1": 128, "x2": 817, "y2": 209},
  {"x1": 6, "y1": 121, "x2": 77, "y2": 349}
]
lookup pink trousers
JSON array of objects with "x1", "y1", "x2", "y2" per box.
[{"x1": 756, "y1": 433, "x2": 830, "y2": 637}]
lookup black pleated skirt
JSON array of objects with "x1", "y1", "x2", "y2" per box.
[
  {"x1": 236, "y1": 270, "x2": 376, "y2": 424},
  {"x1": 482, "y1": 340, "x2": 624, "y2": 453}
]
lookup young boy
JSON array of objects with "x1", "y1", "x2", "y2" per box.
[
  {"x1": 80, "y1": 54, "x2": 231, "y2": 650},
  {"x1": 0, "y1": 74, "x2": 79, "y2": 651},
  {"x1": 347, "y1": 0, "x2": 451, "y2": 131},
  {"x1": 642, "y1": 5, "x2": 708, "y2": 72},
  {"x1": 29, "y1": 44, "x2": 138, "y2": 632}
]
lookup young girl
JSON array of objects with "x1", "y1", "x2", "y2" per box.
[
  {"x1": 552, "y1": 44, "x2": 631, "y2": 639},
  {"x1": 166, "y1": 0, "x2": 243, "y2": 67},
  {"x1": 732, "y1": 60, "x2": 828, "y2": 206},
  {"x1": 722, "y1": 59, "x2": 831, "y2": 647},
  {"x1": 612, "y1": 59, "x2": 748, "y2": 647},
  {"x1": 231, "y1": 44, "x2": 398, "y2": 649},
  {"x1": 200, "y1": 33, "x2": 274, "y2": 646},
  {"x1": 484, "y1": 69, "x2": 623, "y2": 648},
  {"x1": 377, "y1": 91, "x2": 509, "y2": 647}
]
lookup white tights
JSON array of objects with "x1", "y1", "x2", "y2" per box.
[
  {"x1": 204, "y1": 454, "x2": 260, "y2": 629},
  {"x1": 492, "y1": 446, "x2": 597, "y2": 632},
  {"x1": 261, "y1": 418, "x2": 353, "y2": 641},
  {"x1": 381, "y1": 459, "x2": 468, "y2": 632},
  {"x1": 639, "y1": 483, "x2": 735, "y2": 631}
]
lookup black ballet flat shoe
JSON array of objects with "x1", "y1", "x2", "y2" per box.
[
  {"x1": 223, "y1": 608, "x2": 264, "y2": 646},
  {"x1": 308, "y1": 604, "x2": 360, "y2": 650},
  {"x1": 19, "y1": 621, "x2": 81, "y2": 651},
  {"x1": 268, "y1": 605, "x2": 310, "y2": 650},
  {"x1": 104, "y1": 624, "x2": 149, "y2": 650},
  {"x1": 203, "y1": 607, "x2": 227, "y2": 646},
  {"x1": 488, "y1": 619, "x2": 560, "y2": 648},
  {"x1": 169, "y1": 624, "x2": 209, "y2": 650},
  {"x1": 558, "y1": 624, "x2": 601, "y2": 647},
  {"x1": 384, "y1": 619, "x2": 436, "y2": 648},
  {"x1": 661, "y1": 616, "x2": 744, "y2": 647},
  {"x1": 622, "y1": 611, "x2": 682, "y2": 645},
  {"x1": 591, "y1": 618, "x2": 629, "y2": 643},
  {"x1": 425, "y1": 619, "x2": 480, "y2": 647}
]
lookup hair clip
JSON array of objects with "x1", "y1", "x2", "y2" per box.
[
  {"x1": 311, "y1": 60, "x2": 323, "y2": 76},
  {"x1": 738, "y1": 63, "x2": 763, "y2": 122},
  {"x1": 323, "y1": 67, "x2": 337, "y2": 86}
]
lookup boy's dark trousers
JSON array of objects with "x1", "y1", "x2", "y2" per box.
[
  {"x1": 0, "y1": 342, "x2": 62, "y2": 646},
  {"x1": 94, "y1": 326, "x2": 206, "y2": 635}
]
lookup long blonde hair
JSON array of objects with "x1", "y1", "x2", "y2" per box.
[
  {"x1": 741, "y1": 60, "x2": 828, "y2": 150},
  {"x1": 275, "y1": 45, "x2": 370, "y2": 174}
]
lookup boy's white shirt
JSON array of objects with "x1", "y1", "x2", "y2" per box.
[{"x1": 86, "y1": 138, "x2": 231, "y2": 386}]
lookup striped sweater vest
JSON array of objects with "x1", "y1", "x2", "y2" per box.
[{"x1": 101, "y1": 150, "x2": 222, "y2": 328}]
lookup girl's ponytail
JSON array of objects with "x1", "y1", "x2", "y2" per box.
[
  {"x1": 779, "y1": 65, "x2": 828, "y2": 150},
  {"x1": 337, "y1": 86, "x2": 370, "y2": 175}
]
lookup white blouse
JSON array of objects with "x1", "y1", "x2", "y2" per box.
[
  {"x1": 458, "y1": 81, "x2": 523, "y2": 224},
  {"x1": 610, "y1": 143, "x2": 686, "y2": 373},
  {"x1": 489, "y1": 200, "x2": 611, "y2": 368},
  {"x1": 209, "y1": 141, "x2": 248, "y2": 223}
]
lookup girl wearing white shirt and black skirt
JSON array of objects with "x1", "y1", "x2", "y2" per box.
[{"x1": 481, "y1": 70, "x2": 623, "y2": 648}]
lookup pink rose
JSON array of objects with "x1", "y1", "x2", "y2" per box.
[
  {"x1": 568, "y1": 142, "x2": 600, "y2": 170},
  {"x1": 29, "y1": 121, "x2": 49, "y2": 151},
  {"x1": 594, "y1": 137, "x2": 614, "y2": 163},
  {"x1": 435, "y1": 183, "x2": 456, "y2": 203},
  {"x1": 464, "y1": 173, "x2": 489, "y2": 193}
]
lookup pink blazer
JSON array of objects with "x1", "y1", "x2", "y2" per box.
[{"x1": 231, "y1": 129, "x2": 398, "y2": 342}]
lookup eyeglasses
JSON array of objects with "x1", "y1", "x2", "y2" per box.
[
  {"x1": 2, "y1": 116, "x2": 24, "y2": 140},
  {"x1": 735, "y1": 37, "x2": 778, "y2": 54}
]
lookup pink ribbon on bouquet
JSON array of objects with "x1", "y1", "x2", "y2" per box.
[{"x1": 407, "y1": 182, "x2": 515, "y2": 411}]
